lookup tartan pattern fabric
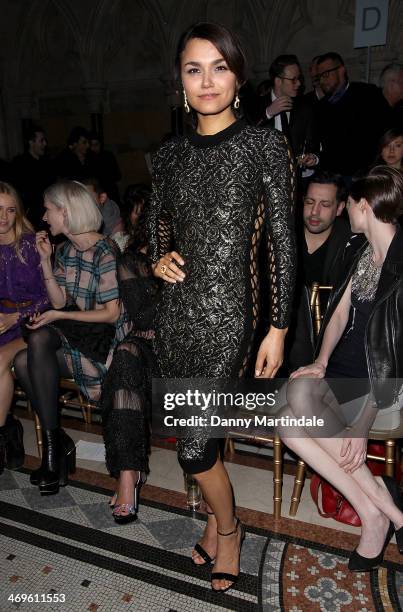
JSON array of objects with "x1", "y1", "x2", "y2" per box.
[{"x1": 53, "y1": 237, "x2": 130, "y2": 401}]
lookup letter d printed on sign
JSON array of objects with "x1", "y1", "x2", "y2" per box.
[{"x1": 354, "y1": 0, "x2": 389, "y2": 48}]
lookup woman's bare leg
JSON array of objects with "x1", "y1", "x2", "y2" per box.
[
  {"x1": 283, "y1": 436, "x2": 392, "y2": 558},
  {"x1": 193, "y1": 459, "x2": 242, "y2": 591},
  {"x1": 0, "y1": 338, "x2": 26, "y2": 426},
  {"x1": 114, "y1": 469, "x2": 139, "y2": 516}
]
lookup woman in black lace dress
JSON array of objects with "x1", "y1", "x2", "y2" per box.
[
  {"x1": 148, "y1": 23, "x2": 295, "y2": 592},
  {"x1": 101, "y1": 208, "x2": 158, "y2": 523}
]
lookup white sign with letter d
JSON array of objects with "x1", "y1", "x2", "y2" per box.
[{"x1": 354, "y1": 0, "x2": 389, "y2": 48}]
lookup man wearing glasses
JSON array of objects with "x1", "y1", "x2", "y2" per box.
[
  {"x1": 259, "y1": 54, "x2": 320, "y2": 172},
  {"x1": 316, "y1": 52, "x2": 388, "y2": 180}
]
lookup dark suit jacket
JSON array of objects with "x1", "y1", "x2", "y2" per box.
[
  {"x1": 258, "y1": 91, "x2": 320, "y2": 158},
  {"x1": 317, "y1": 82, "x2": 388, "y2": 176},
  {"x1": 285, "y1": 217, "x2": 355, "y2": 372}
]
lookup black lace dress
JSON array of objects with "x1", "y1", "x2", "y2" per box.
[
  {"x1": 148, "y1": 120, "x2": 296, "y2": 468},
  {"x1": 100, "y1": 249, "x2": 159, "y2": 477}
]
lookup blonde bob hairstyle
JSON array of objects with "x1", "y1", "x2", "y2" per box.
[{"x1": 44, "y1": 180, "x2": 103, "y2": 235}]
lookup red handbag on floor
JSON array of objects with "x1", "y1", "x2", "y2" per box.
[
  {"x1": 310, "y1": 443, "x2": 401, "y2": 527},
  {"x1": 310, "y1": 474, "x2": 362, "y2": 527}
]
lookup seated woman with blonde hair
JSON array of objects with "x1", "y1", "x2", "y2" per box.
[
  {"x1": 14, "y1": 180, "x2": 128, "y2": 495},
  {"x1": 0, "y1": 182, "x2": 49, "y2": 475}
]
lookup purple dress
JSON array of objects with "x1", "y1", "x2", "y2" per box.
[{"x1": 0, "y1": 233, "x2": 49, "y2": 346}]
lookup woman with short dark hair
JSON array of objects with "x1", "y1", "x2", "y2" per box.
[
  {"x1": 281, "y1": 165, "x2": 403, "y2": 572},
  {"x1": 373, "y1": 128, "x2": 403, "y2": 170},
  {"x1": 148, "y1": 22, "x2": 295, "y2": 592}
]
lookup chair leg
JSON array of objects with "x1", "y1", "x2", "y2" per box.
[
  {"x1": 86, "y1": 405, "x2": 92, "y2": 425},
  {"x1": 78, "y1": 394, "x2": 88, "y2": 424},
  {"x1": 384, "y1": 439, "x2": 395, "y2": 478},
  {"x1": 289, "y1": 459, "x2": 306, "y2": 516},
  {"x1": 33, "y1": 410, "x2": 43, "y2": 459},
  {"x1": 273, "y1": 435, "x2": 283, "y2": 519},
  {"x1": 224, "y1": 437, "x2": 235, "y2": 455}
]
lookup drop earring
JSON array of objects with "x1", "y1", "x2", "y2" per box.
[
  {"x1": 234, "y1": 94, "x2": 240, "y2": 109},
  {"x1": 183, "y1": 89, "x2": 190, "y2": 113}
]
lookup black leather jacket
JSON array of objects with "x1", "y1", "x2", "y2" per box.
[{"x1": 316, "y1": 228, "x2": 403, "y2": 408}]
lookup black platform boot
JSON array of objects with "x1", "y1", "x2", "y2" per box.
[
  {"x1": 30, "y1": 429, "x2": 76, "y2": 487},
  {"x1": 37, "y1": 429, "x2": 61, "y2": 494},
  {"x1": 5, "y1": 415, "x2": 25, "y2": 470},
  {"x1": 0, "y1": 426, "x2": 6, "y2": 476}
]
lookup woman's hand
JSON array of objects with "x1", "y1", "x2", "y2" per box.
[
  {"x1": 152, "y1": 251, "x2": 185, "y2": 284},
  {"x1": 255, "y1": 327, "x2": 286, "y2": 379},
  {"x1": 36, "y1": 231, "x2": 53, "y2": 261},
  {"x1": 290, "y1": 361, "x2": 326, "y2": 380},
  {"x1": 339, "y1": 436, "x2": 367, "y2": 473},
  {"x1": 26, "y1": 310, "x2": 61, "y2": 329},
  {"x1": 0, "y1": 312, "x2": 20, "y2": 334}
]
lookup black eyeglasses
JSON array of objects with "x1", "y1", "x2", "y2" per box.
[
  {"x1": 318, "y1": 65, "x2": 342, "y2": 80},
  {"x1": 280, "y1": 75, "x2": 302, "y2": 84}
]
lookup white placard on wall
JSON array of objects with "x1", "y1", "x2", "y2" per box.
[{"x1": 354, "y1": 0, "x2": 389, "y2": 48}]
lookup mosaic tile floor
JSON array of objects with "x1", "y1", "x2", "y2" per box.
[{"x1": 0, "y1": 470, "x2": 402, "y2": 611}]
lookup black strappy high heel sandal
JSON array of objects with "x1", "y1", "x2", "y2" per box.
[
  {"x1": 211, "y1": 517, "x2": 246, "y2": 592},
  {"x1": 112, "y1": 471, "x2": 145, "y2": 525},
  {"x1": 192, "y1": 510, "x2": 216, "y2": 566}
]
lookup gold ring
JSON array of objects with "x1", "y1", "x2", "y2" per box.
[{"x1": 160, "y1": 264, "x2": 167, "y2": 274}]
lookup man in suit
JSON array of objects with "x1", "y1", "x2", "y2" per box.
[
  {"x1": 12, "y1": 125, "x2": 54, "y2": 229},
  {"x1": 304, "y1": 55, "x2": 325, "y2": 108},
  {"x1": 285, "y1": 171, "x2": 354, "y2": 372},
  {"x1": 259, "y1": 54, "x2": 320, "y2": 170},
  {"x1": 379, "y1": 63, "x2": 403, "y2": 129},
  {"x1": 316, "y1": 52, "x2": 387, "y2": 179}
]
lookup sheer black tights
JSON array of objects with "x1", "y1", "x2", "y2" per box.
[{"x1": 14, "y1": 327, "x2": 71, "y2": 430}]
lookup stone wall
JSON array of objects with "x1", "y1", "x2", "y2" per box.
[{"x1": 0, "y1": 0, "x2": 402, "y2": 186}]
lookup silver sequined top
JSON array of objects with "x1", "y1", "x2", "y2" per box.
[{"x1": 148, "y1": 120, "x2": 296, "y2": 379}]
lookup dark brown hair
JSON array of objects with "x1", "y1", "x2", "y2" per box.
[
  {"x1": 122, "y1": 183, "x2": 151, "y2": 252},
  {"x1": 175, "y1": 22, "x2": 247, "y2": 86},
  {"x1": 269, "y1": 54, "x2": 301, "y2": 84},
  {"x1": 374, "y1": 128, "x2": 403, "y2": 164},
  {"x1": 349, "y1": 166, "x2": 403, "y2": 223}
]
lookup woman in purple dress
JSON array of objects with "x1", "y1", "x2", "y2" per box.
[{"x1": 0, "y1": 182, "x2": 49, "y2": 474}]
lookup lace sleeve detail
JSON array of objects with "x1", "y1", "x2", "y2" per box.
[
  {"x1": 118, "y1": 250, "x2": 159, "y2": 329},
  {"x1": 147, "y1": 144, "x2": 174, "y2": 264},
  {"x1": 261, "y1": 129, "x2": 296, "y2": 328}
]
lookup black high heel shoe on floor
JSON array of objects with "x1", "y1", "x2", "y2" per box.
[
  {"x1": 112, "y1": 471, "x2": 144, "y2": 525},
  {"x1": 380, "y1": 475, "x2": 403, "y2": 554},
  {"x1": 348, "y1": 519, "x2": 394, "y2": 572},
  {"x1": 30, "y1": 429, "x2": 76, "y2": 488},
  {"x1": 192, "y1": 510, "x2": 216, "y2": 566},
  {"x1": 30, "y1": 429, "x2": 76, "y2": 494},
  {"x1": 211, "y1": 517, "x2": 246, "y2": 592}
]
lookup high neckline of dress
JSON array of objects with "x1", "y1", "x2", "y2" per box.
[{"x1": 188, "y1": 119, "x2": 246, "y2": 148}]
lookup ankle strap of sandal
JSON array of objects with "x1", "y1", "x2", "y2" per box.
[{"x1": 217, "y1": 517, "x2": 240, "y2": 537}]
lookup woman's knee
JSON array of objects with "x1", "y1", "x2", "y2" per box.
[
  {"x1": 13, "y1": 348, "x2": 28, "y2": 378},
  {"x1": 26, "y1": 327, "x2": 55, "y2": 354}
]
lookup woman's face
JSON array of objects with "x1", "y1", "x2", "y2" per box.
[
  {"x1": 0, "y1": 194, "x2": 17, "y2": 241},
  {"x1": 381, "y1": 136, "x2": 403, "y2": 168},
  {"x1": 42, "y1": 199, "x2": 67, "y2": 236},
  {"x1": 181, "y1": 37, "x2": 237, "y2": 116}
]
